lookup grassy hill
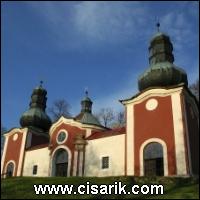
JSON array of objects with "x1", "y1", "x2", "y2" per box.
[{"x1": 1, "y1": 176, "x2": 199, "y2": 199}]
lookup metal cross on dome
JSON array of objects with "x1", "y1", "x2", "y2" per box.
[
  {"x1": 155, "y1": 16, "x2": 160, "y2": 32},
  {"x1": 85, "y1": 87, "x2": 89, "y2": 97},
  {"x1": 156, "y1": 22, "x2": 160, "y2": 32},
  {"x1": 40, "y1": 80, "x2": 43, "y2": 87}
]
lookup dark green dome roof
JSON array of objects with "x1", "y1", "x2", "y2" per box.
[
  {"x1": 138, "y1": 62, "x2": 188, "y2": 91},
  {"x1": 150, "y1": 31, "x2": 169, "y2": 43},
  {"x1": 82, "y1": 96, "x2": 92, "y2": 102},
  {"x1": 20, "y1": 83, "x2": 52, "y2": 132},
  {"x1": 20, "y1": 107, "x2": 52, "y2": 132},
  {"x1": 138, "y1": 30, "x2": 188, "y2": 91},
  {"x1": 33, "y1": 86, "x2": 47, "y2": 95},
  {"x1": 75, "y1": 112, "x2": 101, "y2": 126},
  {"x1": 75, "y1": 91, "x2": 102, "y2": 127}
]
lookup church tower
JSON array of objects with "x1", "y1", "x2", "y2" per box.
[
  {"x1": 121, "y1": 24, "x2": 199, "y2": 177},
  {"x1": 1, "y1": 82, "x2": 52, "y2": 177},
  {"x1": 138, "y1": 23, "x2": 188, "y2": 91},
  {"x1": 20, "y1": 81, "x2": 52, "y2": 133},
  {"x1": 75, "y1": 91, "x2": 102, "y2": 127}
]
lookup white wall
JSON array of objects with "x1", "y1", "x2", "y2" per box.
[
  {"x1": 23, "y1": 147, "x2": 50, "y2": 177},
  {"x1": 84, "y1": 134, "x2": 125, "y2": 177},
  {"x1": 171, "y1": 92, "x2": 187, "y2": 175},
  {"x1": 126, "y1": 103, "x2": 134, "y2": 175}
]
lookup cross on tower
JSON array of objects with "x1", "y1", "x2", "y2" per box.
[
  {"x1": 156, "y1": 22, "x2": 160, "y2": 32},
  {"x1": 40, "y1": 80, "x2": 43, "y2": 87}
]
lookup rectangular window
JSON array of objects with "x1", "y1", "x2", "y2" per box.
[
  {"x1": 33, "y1": 165, "x2": 38, "y2": 175},
  {"x1": 102, "y1": 156, "x2": 109, "y2": 169}
]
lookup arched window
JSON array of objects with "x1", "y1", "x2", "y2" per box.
[
  {"x1": 143, "y1": 142, "x2": 164, "y2": 176},
  {"x1": 6, "y1": 162, "x2": 14, "y2": 177}
]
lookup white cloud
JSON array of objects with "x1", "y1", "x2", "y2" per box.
[
  {"x1": 72, "y1": 1, "x2": 150, "y2": 45},
  {"x1": 29, "y1": 1, "x2": 152, "y2": 49},
  {"x1": 28, "y1": 1, "x2": 198, "y2": 84},
  {"x1": 159, "y1": 8, "x2": 199, "y2": 83},
  {"x1": 28, "y1": 1, "x2": 198, "y2": 53},
  {"x1": 161, "y1": 12, "x2": 194, "y2": 50}
]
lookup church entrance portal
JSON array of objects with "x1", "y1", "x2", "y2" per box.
[
  {"x1": 6, "y1": 162, "x2": 14, "y2": 177},
  {"x1": 143, "y1": 142, "x2": 164, "y2": 176},
  {"x1": 53, "y1": 149, "x2": 68, "y2": 177}
]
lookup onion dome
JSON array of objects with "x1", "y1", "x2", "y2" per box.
[
  {"x1": 138, "y1": 23, "x2": 188, "y2": 91},
  {"x1": 20, "y1": 81, "x2": 52, "y2": 132},
  {"x1": 75, "y1": 90, "x2": 102, "y2": 126}
]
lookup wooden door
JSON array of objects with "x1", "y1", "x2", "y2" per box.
[{"x1": 56, "y1": 163, "x2": 68, "y2": 177}]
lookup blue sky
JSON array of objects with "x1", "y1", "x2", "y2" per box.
[{"x1": 1, "y1": 1, "x2": 199, "y2": 130}]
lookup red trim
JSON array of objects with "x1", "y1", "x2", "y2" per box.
[
  {"x1": 3, "y1": 132, "x2": 23, "y2": 176},
  {"x1": 134, "y1": 96, "x2": 177, "y2": 175},
  {"x1": 87, "y1": 127, "x2": 125, "y2": 140},
  {"x1": 50, "y1": 123, "x2": 86, "y2": 176}
]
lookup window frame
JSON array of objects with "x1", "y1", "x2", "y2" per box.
[
  {"x1": 56, "y1": 130, "x2": 68, "y2": 144},
  {"x1": 101, "y1": 156, "x2": 109, "y2": 170},
  {"x1": 33, "y1": 165, "x2": 38, "y2": 175}
]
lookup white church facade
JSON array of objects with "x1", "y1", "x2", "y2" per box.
[{"x1": 1, "y1": 27, "x2": 199, "y2": 178}]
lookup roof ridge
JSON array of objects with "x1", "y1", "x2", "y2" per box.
[{"x1": 86, "y1": 126, "x2": 126, "y2": 140}]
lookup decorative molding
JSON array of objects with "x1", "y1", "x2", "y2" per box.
[
  {"x1": 50, "y1": 145, "x2": 72, "y2": 177},
  {"x1": 181, "y1": 94, "x2": 192, "y2": 175},
  {"x1": 4, "y1": 160, "x2": 16, "y2": 177},
  {"x1": 49, "y1": 116, "x2": 105, "y2": 137},
  {"x1": 1, "y1": 136, "x2": 9, "y2": 174},
  {"x1": 73, "y1": 151, "x2": 78, "y2": 176},
  {"x1": 78, "y1": 151, "x2": 84, "y2": 176},
  {"x1": 126, "y1": 104, "x2": 134, "y2": 175},
  {"x1": 145, "y1": 98, "x2": 158, "y2": 111},
  {"x1": 171, "y1": 92, "x2": 187, "y2": 175},
  {"x1": 4, "y1": 128, "x2": 28, "y2": 137},
  {"x1": 139, "y1": 138, "x2": 168, "y2": 176},
  {"x1": 13, "y1": 134, "x2": 18, "y2": 141},
  {"x1": 122, "y1": 86, "x2": 183, "y2": 105},
  {"x1": 17, "y1": 128, "x2": 28, "y2": 176},
  {"x1": 56, "y1": 129, "x2": 68, "y2": 145}
]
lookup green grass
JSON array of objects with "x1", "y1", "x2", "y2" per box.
[{"x1": 1, "y1": 176, "x2": 199, "y2": 199}]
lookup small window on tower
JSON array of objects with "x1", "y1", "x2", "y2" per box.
[
  {"x1": 101, "y1": 156, "x2": 109, "y2": 169},
  {"x1": 33, "y1": 165, "x2": 38, "y2": 175}
]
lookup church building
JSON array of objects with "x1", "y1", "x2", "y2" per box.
[{"x1": 1, "y1": 26, "x2": 199, "y2": 178}]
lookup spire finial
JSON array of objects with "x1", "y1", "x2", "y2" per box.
[
  {"x1": 156, "y1": 21, "x2": 160, "y2": 32},
  {"x1": 85, "y1": 87, "x2": 88, "y2": 97},
  {"x1": 40, "y1": 80, "x2": 43, "y2": 87}
]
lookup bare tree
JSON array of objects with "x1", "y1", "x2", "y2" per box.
[
  {"x1": 95, "y1": 108, "x2": 114, "y2": 128},
  {"x1": 110, "y1": 110, "x2": 126, "y2": 128},
  {"x1": 189, "y1": 79, "x2": 199, "y2": 101},
  {"x1": 116, "y1": 110, "x2": 126, "y2": 127},
  {"x1": 48, "y1": 99, "x2": 71, "y2": 121}
]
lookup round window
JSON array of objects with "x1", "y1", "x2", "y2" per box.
[
  {"x1": 13, "y1": 134, "x2": 18, "y2": 141},
  {"x1": 145, "y1": 98, "x2": 158, "y2": 111},
  {"x1": 57, "y1": 131, "x2": 67, "y2": 144}
]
